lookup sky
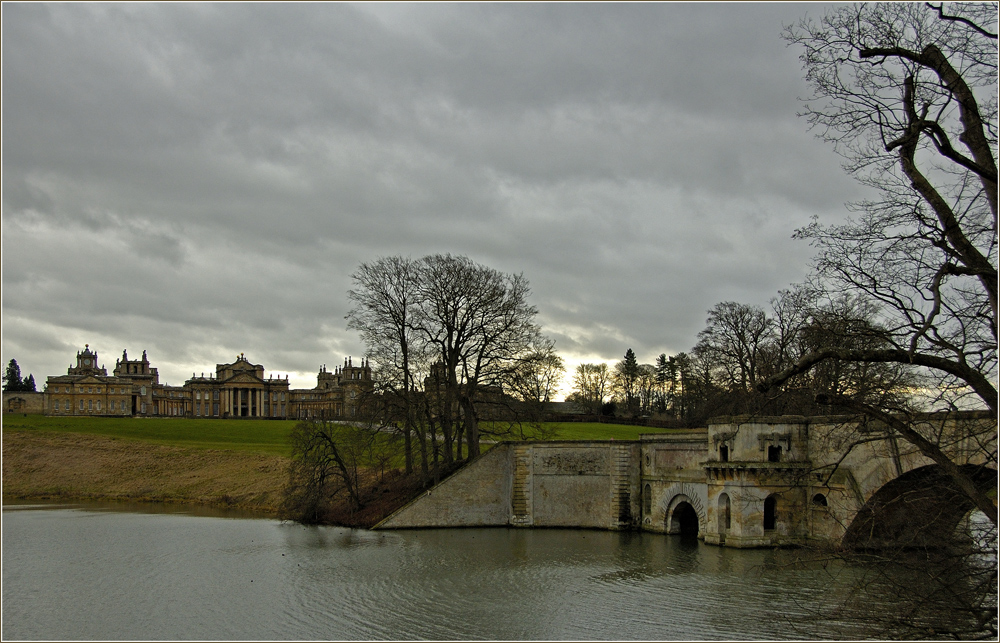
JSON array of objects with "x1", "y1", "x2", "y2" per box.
[{"x1": 1, "y1": 2, "x2": 869, "y2": 398}]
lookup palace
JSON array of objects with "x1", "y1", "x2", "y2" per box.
[{"x1": 42, "y1": 345, "x2": 372, "y2": 419}]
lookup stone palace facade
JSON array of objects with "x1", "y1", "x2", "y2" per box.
[{"x1": 42, "y1": 345, "x2": 372, "y2": 420}]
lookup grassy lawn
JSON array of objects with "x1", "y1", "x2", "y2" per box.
[
  {"x1": 513, "y1": 422, "x2": 692, "y2": 441},
  {"x1": 1, "y1": 414, "x2": 298, "y2": 456},
  {"x1": 1, "y1": 415, "x2": 693, "y2": 456}
]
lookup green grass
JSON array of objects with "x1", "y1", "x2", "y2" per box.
[
  {"x1": 1, "y1": 415, "x2": 694, "y2": 456},
  {"x1": 1, "y1": 414, "x2": 298, "y2": 456},
  {"x1": 484, "y1": 421, "x2": 693, "y2": 442}
]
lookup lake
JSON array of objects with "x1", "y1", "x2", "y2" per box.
[{"x1": 0, "y1": 501, "x2": 964, "y2": 640}]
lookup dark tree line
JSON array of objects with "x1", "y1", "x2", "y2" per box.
[
  {"x1": 572, "y1": 289, "x2": 908, "y2": 426},
  {"x1": 3, "y1": 359, "x2": 36, "y2": 392}
]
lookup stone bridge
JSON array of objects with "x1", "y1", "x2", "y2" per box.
[{"x1": 375, "y1": 412, "x2": 997, "y2": 548}]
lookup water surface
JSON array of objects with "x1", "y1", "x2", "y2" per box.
[{"x1": 0, "y1": 502, "x2": 903, "y2": 640}]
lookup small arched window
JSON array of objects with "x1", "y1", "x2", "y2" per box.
[
  {"x1": 763, "y1": 495, "x2": 777, "y2": 531},
  {"x1": 719, "y1": 445, "x2": 729, "y2": 462},
  {"x1": 812, "y1": 493, "x2": 828, "y2": 506}
]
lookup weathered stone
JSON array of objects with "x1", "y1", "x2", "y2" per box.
[{"x1": 376, "y1": 413, "x2": 996, "y2": 549}]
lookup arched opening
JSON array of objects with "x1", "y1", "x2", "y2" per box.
[
  {"x1": 763, "y1": 495, "x2": 777, "y2": 531},
  {"x1": 669, "y1": 502, "x2": 699, "y2": 537},
  {"x1": 767, "y1": 445, "x2": 782, "y2": 462},
  {"x1": 719, "y1": 445, "x2": 729, "y2": 462},
  {"x1": 812, "y1": 493, "x2": 828, "y2": 506},
  {"x1": 843, "y1": 464, "x2": 997, "y2": 550},
  {"x1": 643, "y1": 484, "x2": 652, "y2": 516},
  {"x1": 718, "y1": 493, "x2": 731, "y2": 534}
]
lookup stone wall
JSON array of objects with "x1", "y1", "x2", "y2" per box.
[
  {"x1": 3, "y1": 391, "x2": 45, "y2": 415},
  {"x1": 376, "y1": 415, "x2": 995, "y2": 548},
  {"x1": 375, "y1": 441, "x2": 641, "y2": 530},
  {"x1": 375, "y1": 445, "x2": 513, "y2": 528},
  {"x1": 639, "y1": 430, "x2": 710, "y2": 534}
]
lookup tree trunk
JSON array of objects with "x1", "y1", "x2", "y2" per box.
[
  {"x1": 462, "y1": 396, "x2": 480, "y2": 458},
  {"x1": 403, "y1": 424, "x2": 413, "y2": 475}
]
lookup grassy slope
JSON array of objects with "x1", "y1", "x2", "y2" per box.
[
  {"x1": 2, "y1": 429, "x2": 289, "y2": 514},
  {"x1": 1, "y1": 415, "x2": 687, "y2": 519},
  {"x1": 521, "y1": 422, "x2": 687, "y2": 441},
  {"x1": 1, "y1": 414, "x2": 297, "y2": 456},
  {"x1": 2, "y1": 415, "x2": 683, "y2": 453}
]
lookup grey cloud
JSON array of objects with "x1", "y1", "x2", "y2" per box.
[{"x1": 2, "y1": 2, "x2": 867, "y2": 392}]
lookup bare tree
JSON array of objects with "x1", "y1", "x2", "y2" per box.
[
  {"x1": 411, "y1": 254, "x2": 543, "y2": 460},
  {"x1": 767, "y1": 5, "x2": 998, "y2": 635},
  {"x1": 347, "y1": 256, "x2": 427, "y2": 476},
  {"x1": 695, "y1": 302, "x2": 774, "y2": 393},
  {"x1": 348, "y1": 254, "x2": 550, "y2": 466},
  {"x1": 773, "y1": 2, "x2": 997, "y2": 525},
  {"x1": 282, "y1": 419, "x2": 387, "y2": 522},
  {"x1": 508, "y1": 338, "x2": 565, "y2": 405},
  {"x1": 568, "y1": 363, "x2": 610, "y2": 414}
]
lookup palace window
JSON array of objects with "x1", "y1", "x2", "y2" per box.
[
  {"x1": 213, "y1": 390, "x2": 219, "y2": 400},
  {"x1": 767, "y1": 446, "x2": 782, "y2": 462},
  {"x1": 88, "y1": 400, "x2": 93, "y2": 411},
  {"x1": 53, "y1": 400, "x2": 60, "y2": 411},
  {"x1": 141, "y1": 386, "x2": 146, "y2": 396},
  {"x1": 96, "y1": 401, "x2": 101, "y2": 411},
  {"x1": 79, "y1": 400, "x2": 84, "y2": 410}
]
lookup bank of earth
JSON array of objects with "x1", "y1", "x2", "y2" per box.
[
  {"x1": 1, "y1": 430, "x2": 431, "y2": 527},
  {"x1": 1, "y1": 417, "x2": 674, "y2": 526}
]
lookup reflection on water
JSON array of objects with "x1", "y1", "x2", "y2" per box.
[{"x1": 0, "y1": 501, "x2": 971, "y2": 640}]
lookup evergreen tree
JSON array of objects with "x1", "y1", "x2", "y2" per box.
[
  {"x1": 613, "y1": 348, "x2": 641, "y2": 416},
  {"x1": 23, "y1": 374, "x2": 36, "y2": 392},
  {"x1": 3, "y1": 359, "x2": 23, "y2": 392}
]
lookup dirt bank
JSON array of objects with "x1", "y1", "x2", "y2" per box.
[{"x1": 2, "y1": 430, "x2": 289, "y2": 516}]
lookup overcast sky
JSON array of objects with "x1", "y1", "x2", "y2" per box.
[{"x1": 2, "y1": 2, "x2": 868, "y2": 397}]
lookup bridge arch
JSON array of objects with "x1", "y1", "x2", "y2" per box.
[
  {"x1": 843, "y1": 464, "x2": 997, "y2": 549},
  {"x1": 664, "y1": 493, "x2": 705, "y2": 537}
]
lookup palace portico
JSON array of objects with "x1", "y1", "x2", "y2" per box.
[{"x1": 43, "y1": 347, "x2": 371, "y2": 419}]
